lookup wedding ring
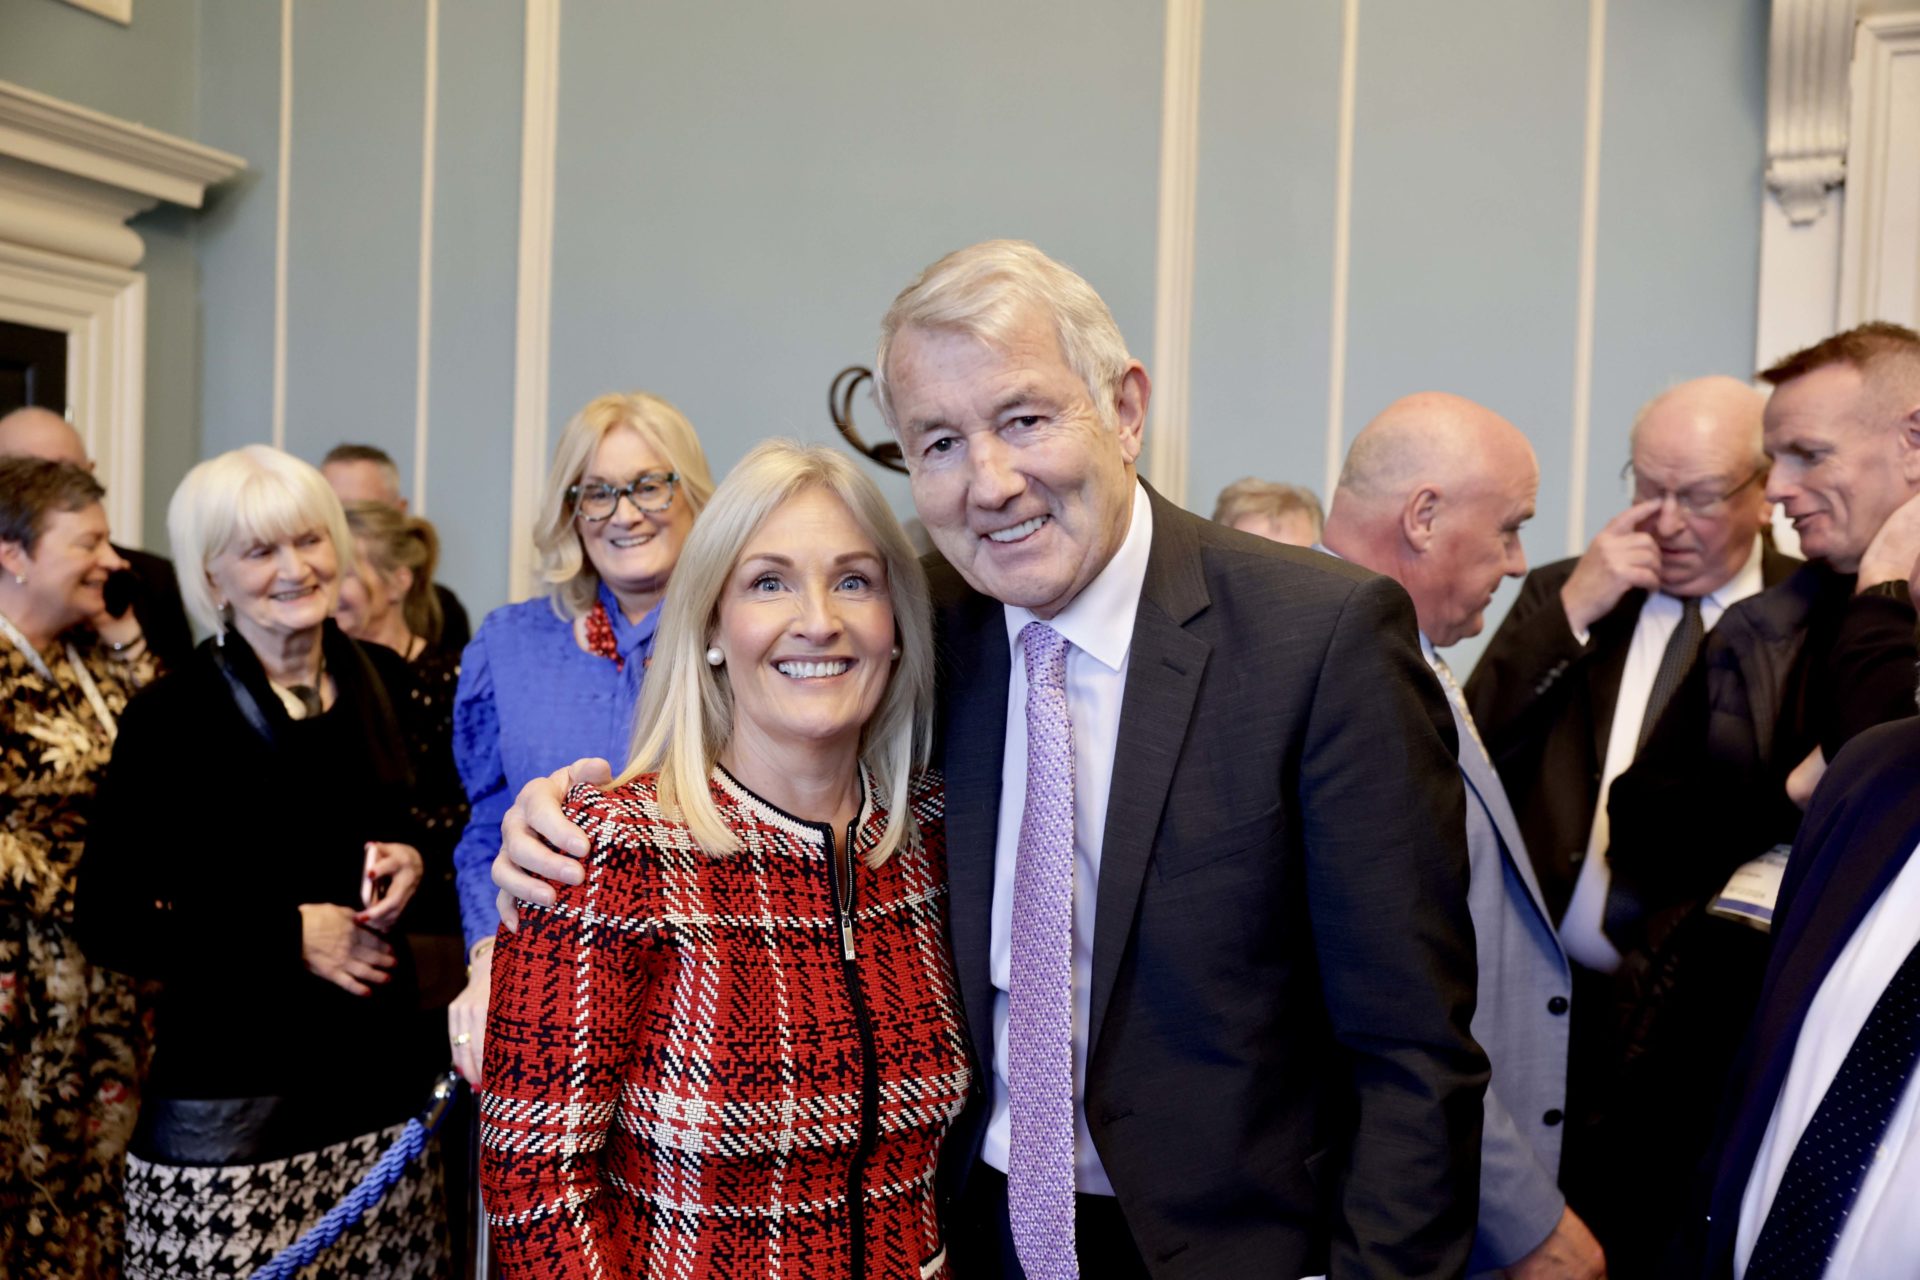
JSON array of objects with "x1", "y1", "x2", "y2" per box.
[{"x1": 453, "y1": 1032, "x2": 472, "y2": 1047}]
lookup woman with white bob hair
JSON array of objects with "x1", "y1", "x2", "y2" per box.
[
  {"x1": 482, "y1": 440, "x2": 971, "y2": 1278},
  {"x1": 76, "y1": 445, "x2": 448, "y2": 1278}
]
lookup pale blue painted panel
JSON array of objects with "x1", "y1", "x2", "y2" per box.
[
  {"x1": 198, "y1": 0, "x2": 285, "y2": 462},
  {"x1": 424, "y1": 0, "x2": 521, "y2": 618},
  {"x1": 0, "y1": 0, "x2": 196, "y2": 136},
  {"x1": 0, "y1": 0, "x2": 200, "y2": 549},
  {"x1": 133, "y1": 204, "x2": 199, "y2": 550},
  {"x1": 1345, "y1": 0, "x2": 1590, "y2": 671},
  {"x1": 1187, "y1": 0, "x2": 1343, "y2": 522},
  {"x1": 281, "y1": 0, "x2": 425, "y2": 482},
  {"x1": 1584, "y1": 0, "x2": 1767, "y2": 541},
  {"x1": 547, "y1": 0, "x2": 1163, "y2": 523}
]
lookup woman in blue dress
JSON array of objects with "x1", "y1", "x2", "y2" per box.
[{"x1": 445, "y1": 392, "x2": 714, "y2": 1083}]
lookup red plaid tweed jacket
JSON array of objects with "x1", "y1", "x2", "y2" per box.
[{"x1": 482, "y1": 766, "x2": 971, "y2": 1279}]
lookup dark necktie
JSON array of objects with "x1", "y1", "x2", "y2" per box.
[
  {"x1": 1636, "y1": 596, "x2": 1704, "y2": 753},
  {"x1": 1745, "y1": 932, "x2": 1920, "y2": 1279}
]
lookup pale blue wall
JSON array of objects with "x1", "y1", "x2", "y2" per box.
[
  {"x1": 1187, "y1": 0, "x2": 1344, "y2": 522},
  {"x1": 421, "y1": 0, "x2": 521, "y2": 619},
  {"x1": 280, "y1": 1, "x2": 426, "y2": 479},
  {"x1": 0, "y1": 0, "x2": 202, "y2": 551},
  {"x1": 544, "y1": 0, "x2": 1162, "y2": 535},
  {"x1": 1342, "y1": 0, "x2": 1589, "y2": 670},
  {"x1": 0, "y1": 0, "x2": 197, "y2": 135},
  {"x1": 195, "y1": 0, "x2": 280, "y2": 467},
  {"x1": 1584, "y1": 0, "x2": 1768, "y2": 544},
  {"x1": 7, "y1": 0, "x2": 1769, "y2": 630},
  {"x1": 1180, "y1": 0, "x2": 1765, "y2": 671}
]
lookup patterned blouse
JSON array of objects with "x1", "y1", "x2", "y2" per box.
[
  {"x1": 482, "y1": 767, "x2": 971, "y2": 1280},
  {"x1": 0, "y1": 634, "x2": 156, "y2": 1280}
]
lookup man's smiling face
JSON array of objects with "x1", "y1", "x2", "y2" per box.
[{"x1": 886, "y1": 306, "x2": 1146, "y2": 619}]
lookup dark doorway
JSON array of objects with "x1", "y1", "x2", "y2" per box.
[{"x1": 0, "y1": 319, "x2": 68, "y2": 416}]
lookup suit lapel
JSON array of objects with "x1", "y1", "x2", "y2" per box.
[
  {"x1": 1711, "y1": 781, "x2": 1920, "y2": 1255},
  {"x1": 1087, "y1": 492, "x2": 1211, "y2": 1057},
  {"x1": 1456, "y1": 704, "x2": 1560, "y2": 945},
  {"x1": 937, "y1": 584, "x2": 1011, "y2": 1060},
  {"x1": 1586, "y1": 589, "x2": 1643, "y2": 767}
]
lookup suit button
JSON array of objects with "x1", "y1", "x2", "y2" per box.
[
  {"x1": 1543, "y1": 1109, "x2": 1564, "y2": 1126},
  {"x1": 1548, "y1": 996, "x2": 1569, "y2": 1015}
]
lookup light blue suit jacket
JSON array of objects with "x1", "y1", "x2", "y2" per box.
[{"x1": 1438, "y1": 664, "x2": 1575, "y2": 1273}]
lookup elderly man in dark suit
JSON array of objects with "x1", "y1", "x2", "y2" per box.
[
  {"x1": 1672, "y1": 714, "x2": 1920, "y2": 1278},
  {"x1": 491, "y1": 241, "x2": 1488, "y2": 1278},
  {"x1": 1466, "y1": 377, "x2": 1791, "y2": 940},
  {"x1": 1555, "y1": 328, "x2": 1920, "y2": 1272},
  {"x1": 1322, "y1": 393, "x2": 1592, "y2": 1280}
]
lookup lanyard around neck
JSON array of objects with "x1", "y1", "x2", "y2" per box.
[{"x1": 0, "y1": 609, "x2": 118, "y2": 742}]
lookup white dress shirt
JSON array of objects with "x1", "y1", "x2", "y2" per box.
[
  {"x1": 1734, "y1": 839, "x2": 1920, "y2": 1278},
  {"x1": 980, "y1": 482, "x2": 1153, "y2": 1195},
  {"x1": 1561, "y1": 538, "x2": 1766, "y2": 972}
]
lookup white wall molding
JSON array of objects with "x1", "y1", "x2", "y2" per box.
[
  {"x1": 0, "y1": 79, "x2": 243, "y2": 546},
  {"x1": 1567, "y1": 0, "x2": 1607, "y2": 554},
  {"x1": 0, "y1": 80, "x2": 241, "y2": 211},
  {"x1": 0, "y1": 80, "x2": 243, "y2": 271},
  {"x1": 1838, "y1": 12, "x2": 1920, "y2": 329},
  {"x1": 1765, "y1": 0, "x2": 1857, "y2": 225},
  {"x1": 413, "y1": 0, "x2": 441, "y2": 513},
  {"x1": 0, "y1": 242, "x2": 146, "y2": 546},
  {"x1": 1755, "y1": 0, "x2": 1858, "y2": 371},
  {"x1": 271, "y1": 0, "x2": 293, "y2": 450},
  {"x1": 1145, "y1": 0, "x2": 1202, "y2": 508},
  {"x1": 1322, "y1": 0, "x2": 1359, "y2": 502},
  {"x1": 510, "y1": 0, "x2": 562, "y2": 601}
]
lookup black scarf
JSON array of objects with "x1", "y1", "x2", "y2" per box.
[{"x1": 206, "y1": 619, "x2": 414, "y2": 791}]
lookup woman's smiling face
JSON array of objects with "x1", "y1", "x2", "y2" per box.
[
  {"x1": 206, "y1": 524, "x2": 339, "y2": 643},
  {"x1": 712, "y1": 486, "x2": 897, "y2": 761},
  {"x1": 574, "y1": 426, "x2": 694, "y2": 611}
]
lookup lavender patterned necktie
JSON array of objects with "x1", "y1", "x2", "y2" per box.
[{"x1": 1009, "y1": 621, "x2": 1079, "y2": 1279}]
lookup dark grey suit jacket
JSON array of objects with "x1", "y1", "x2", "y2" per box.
[{"x1": 933, "y1": 489, "x2": 1488, "y2": 1278}]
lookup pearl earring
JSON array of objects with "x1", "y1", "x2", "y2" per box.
[
  {"x1": 10, "y1": 574, "x2": 22, "y2": 585},
  {"x1": 705, "y1": 646, "x2": 724, "y2": 667},
  {"x1": 891, "y1": 645, "x2": 901, "y2": 660}
]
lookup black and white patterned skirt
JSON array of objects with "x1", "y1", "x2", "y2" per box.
[{"x1": 123, "y1": 1121, "x2": 449, "y2": 1278}]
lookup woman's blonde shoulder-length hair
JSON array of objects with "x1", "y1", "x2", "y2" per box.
[
  {"x1": 618, "y1": 439, "x2": 936, "y2": 866},
  {"x1": 533, "y1": 391, "x2": 717, "y2": 621},
  {"x1": 169, "y1": 444, "x2": 355, "y2": 634}
]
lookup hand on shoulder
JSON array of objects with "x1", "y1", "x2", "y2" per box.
[{"x1": 491, "y1": 757, "x2": 609, "y2": 929}]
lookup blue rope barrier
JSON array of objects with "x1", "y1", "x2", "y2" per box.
[{"x1": 251, "y1": 1070, "x2": 463, "y2": 1280}]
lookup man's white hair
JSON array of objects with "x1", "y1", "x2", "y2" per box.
[{"x1": 873, "y1": 239, "x2": 1133, "y2": 430}]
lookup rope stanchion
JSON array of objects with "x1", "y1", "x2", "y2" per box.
[{"x1": 250, "y1": 1070, "x2": 464, "y2": 1280}]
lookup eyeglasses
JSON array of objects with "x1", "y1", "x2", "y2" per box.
[
  {"x1": 1619, "y1": 463, "x2": 1766, "y2": 517},
  {"x1": 568, "y1": 472, "x2": 678, "y2": 521}
]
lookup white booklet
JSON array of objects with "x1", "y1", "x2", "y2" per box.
[{"x1": 1706, "y1": 845, "x2": 1793, "y2": 932}]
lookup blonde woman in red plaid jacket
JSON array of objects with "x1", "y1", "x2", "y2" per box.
[{"x1": 482, "y1": 441, "x2": 971, "y2": 1278}]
